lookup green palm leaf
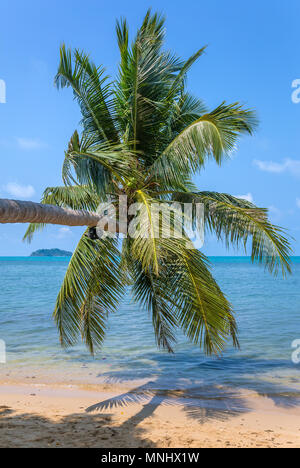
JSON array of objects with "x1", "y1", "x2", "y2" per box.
[
  {"x1": 150, "y1": 103, "x2": 257, "y2": 187},
  {"x1": 55, "y1": 45, "x2": 117, "y2": 143},
  {"x1": 141, "y1": 245, "x2": 239, "y2": 355},
  {"x1": 172, "y1": 250, "x2": 239, "y2": 354},
  {"x1": 129, "y1": 256, "x2": 178, "y2": 353},
  {"x1": 173, "y1": 191, "x2": 292, "y2": 275},
  {"x1": 54, "y1": 233, "x2": 124, "y2": 352},
  {"x1": 23, "y1": 222, "x2": 47, "y2": 243},
  {"x1": 42, "y1": 185, "x2": 99, "y2": 211}
]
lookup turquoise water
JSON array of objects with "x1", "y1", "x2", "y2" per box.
[{"x1": 0, "y1": 256, "x2": 300, "y2": 407}]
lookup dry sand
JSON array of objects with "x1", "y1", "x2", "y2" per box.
[{"x1": 0, "y1": 381, "x2": 299, "y2": 448}]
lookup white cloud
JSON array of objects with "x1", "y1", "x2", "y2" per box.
[
  {"x1": 3, "y1": 182, "x2": 35, "y2": 199},
  {"x1": 236, "y1": 193, "x2": 254, "y2": 203},
  {"x1": 253, "y1": 159, "x2": 300, "y2": 177},
  {"x1": 17, "y1": 138, "x2": 46, "y2": 150},
  {"x1": 57, "y1": 227, "x2": 72, "y2": 239},
  {"x1": 296, "y1": 198, "x2": 300, "y2": 208}
]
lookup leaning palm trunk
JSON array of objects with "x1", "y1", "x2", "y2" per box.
[{"x1": 0, "y1": 198, "x2": 102, "y2": 228}]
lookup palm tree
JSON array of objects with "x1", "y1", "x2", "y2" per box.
[{"x1": 20, "y1": 10, "x2": 291, "y2": 355}]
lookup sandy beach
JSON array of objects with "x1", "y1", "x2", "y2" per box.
[{"x1": 0, "y1": 380, "x2": 299, "y2": 448}]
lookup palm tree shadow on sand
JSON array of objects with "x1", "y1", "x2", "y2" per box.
[
  {"x1": 86, "y1": 355, "x2": 300, "y2": 427},
  {"x1": 86, "y1": 378, "x2": 249, "y2": 426},
  {"x1": 82, "y1": 379, "x2": 249, "y2": 447}
]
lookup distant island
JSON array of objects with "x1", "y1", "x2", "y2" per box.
[{"x1": 30, "y1": 249, "x2": 73, "y2": 257}]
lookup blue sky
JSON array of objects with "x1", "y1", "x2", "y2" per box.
[{"x1": 0, "y1": 0, "x2": 300, "y2": 256}]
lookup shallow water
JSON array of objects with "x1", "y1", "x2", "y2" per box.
[{"x1": 0, "y1": 256, "x2": 299, "y2": 407}]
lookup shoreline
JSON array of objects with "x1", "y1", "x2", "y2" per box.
[{"x1": 0, "y1": 379, "x2": 299, "y2": 448}]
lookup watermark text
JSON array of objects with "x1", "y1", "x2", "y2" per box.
[
  {"x1": 0, "y1": 340, "x2": 6, "y2": 364},
  {"x1": 291, "y1": 79, "x2": 300, "y2": 104},
  {"x1": 291, "y1": 339, "x2": 300, "y2": 364},
  {"x1": 0, "y1": 79, "x2": 6, "y2": 104},
  {"x1": 94, "y1": 196, "x2": 204, "y2": 249}
]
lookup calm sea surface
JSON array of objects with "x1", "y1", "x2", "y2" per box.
[{"x1": 0, "y1": 257, "x2": 299, "y2": 407}]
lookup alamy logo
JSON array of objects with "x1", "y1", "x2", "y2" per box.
[
  {"x1": 291, "y1": 79, "x2": 300, "y2": 104},
  {"x1": 0, "y1": 340, "x2": 6, "y2": 364},
  {"x1": 291, "y1": 339, "x2": 300, "y2": 364},
  {"x1": 0, "y1": 79, "x2": 6, "y2": 104},
  {"x1": 93, "y1": 196, "x2": 205, "y2": 249}
]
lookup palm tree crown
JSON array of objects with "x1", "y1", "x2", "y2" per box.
[{"x1": 25, "y1": 10, "x2": 291, "y2": 355}]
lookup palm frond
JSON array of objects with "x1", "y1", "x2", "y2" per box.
[
  {"x1": 23, "y1": 222, "x2": 47, "y2": 243},
  {"x1": 54, "y1": 233, "x2": 124, "y2": 352},
  {"x1": 55, "y1": 45, "x2": 117, "y2": 143},
  {"x1": 173, "y1": 191, "x2": 292, "y2": 275},
  {"x1": 150, "y1": 103, "x2": 257, "y2": 186},
  {"x1": 131, "y1": 190, "x2": 160, "y2": 275},
  {"x1": 168, "y1": 249, "x2": 239, "y2": 354},
  {"x1": 115, "y1": 10, "x2": 182, "y2": 161},
  {"x1": 129, "y1": 255, "x2": 177, "y2": 353},
  {"x1": 116, "y1": 17, "x2": 129, "y2": 68},
  {"x1": 42, "y1": 185, "x2": 99, "y2": 211},
  {"x1": 62, "y1": 130, "x2": 114, "y2": 196},
  {"x1": 165, "y1": 47, "x2": 207, "y2": 104},
  {"x1": 65, "y1": 142, "x2": 139, "y2": 188},
  {"x1": 74, "y1": 49, "x2": 119, "y2": 142}
]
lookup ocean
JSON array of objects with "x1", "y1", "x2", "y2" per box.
[{"x1": 0, "y1": 256, "x2": 299, "y2": 410}]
